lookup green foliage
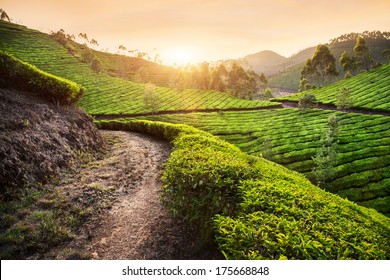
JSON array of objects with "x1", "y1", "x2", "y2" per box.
[
  {"x1": 300, "y1": 45, "x2": 338, "y2": 88},
  {"x1": 259, "y1": 137, "x2": 274, "y2": 160},
  {"x1": 275, "y1": 63, "x2": 390, "y2": 112},
  {"x1": 0, "y1": 21, "x2": 279, "y2": 115},
  {"x1": 262, "y1": 88, "x2": 273, "y2": 100},
  {"x1": 215, "y1": 179, "x2": 390, "y2": 259},
  {"x1": 90, "y1": 57, "x2": 102, "y2": 74},
  {"x1": 96, "y1": 119, "x2": 390, "y2": 259},
  {"x1": 339, "y1": 50, "x2": 357, "y2": 76},
  {"x1": 298, "y1": 93, "x2": 317, "y2": 111},
  {"x1": 354, "y1": 36, "x2": 373, "y2": 71},
  {"x1": 143, "y1": 83, "x2": 160, "y2": 114},
  {"x1": 129, "y1": 109, "x2": 390, "y2": 215},
  {"x1": 335, "y1": 87, "x2": 353, "y2": 110},
  {"x1": 312, "y1": 114, "x2": 339, "y2": 185},
  {"x1": 0, "y1": 51, "x2": 84, "y2": 104}
]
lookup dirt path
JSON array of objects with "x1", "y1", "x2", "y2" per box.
[{"x1": 47, "y1": 130, "x2": 220, "y2": 260}]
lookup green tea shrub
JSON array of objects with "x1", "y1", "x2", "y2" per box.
[
  {"x1": 96, "y1": 119, "x2": 390, "y2": 259},
  {"x1": 215, "y1": 179, "x2": 390, "y2": 259},
  {"x1": 0, "y1": 51, "x2": 84, "y2": 104}
]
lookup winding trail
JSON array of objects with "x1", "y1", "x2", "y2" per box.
[{"x1": 49, "y1": 130, "x2": 220, "y2": 259}]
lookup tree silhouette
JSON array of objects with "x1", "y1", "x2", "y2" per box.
[
  {"x1": 78, "y1": 33, "x2": 89, "y2": 44},
  {"x1": 0, "y1": 9, "x2": 10, "y2": 22},
  {"x1": 90, "y1": 39, "x2": 99, "y2": 47}
]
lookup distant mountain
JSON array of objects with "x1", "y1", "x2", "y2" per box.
[
  {"x1": 239, "y1": 31, "x2": 390, "y2": 91},
  {"x1": 238, "y1": 50, "x2": 286, "y2": 75}
]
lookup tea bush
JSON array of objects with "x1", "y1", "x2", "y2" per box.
[
  {"x1": 0, "y1": 51, "x2": 84, "y2": 104},
  {"x1": 96, "y1": 119, "x2": 390, "y2": 259}
]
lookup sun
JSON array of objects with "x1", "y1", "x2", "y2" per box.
[{"x1": 168, "y1": 48, "x2": 196, "y2": 66}]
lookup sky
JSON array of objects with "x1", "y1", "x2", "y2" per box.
[{"x1": 2, "y1": 0, "x2": 390, "y2": 65}]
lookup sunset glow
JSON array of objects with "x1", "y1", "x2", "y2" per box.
[
  {"x1": 167, "y1": 48, "x2": 198, "y2": 66},
  {"x1": 1, "y1": 0, "x2": 389, "y2": 64}
]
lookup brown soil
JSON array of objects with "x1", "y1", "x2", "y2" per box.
[
  {"x1": 0, "y1": 88, "x2": 103, "y2": 193},
  {"x1": 47, "y1": 130, "x2": 222, "y2": 260}
]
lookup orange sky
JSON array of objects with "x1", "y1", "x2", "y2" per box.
[{"x1": 2, "y1": 0, "x2": 390, "y2": 65}]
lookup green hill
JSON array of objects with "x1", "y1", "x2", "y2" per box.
[
  {"x1": 0, "y1": 21, "x2": 277, "y2": 115},
  {"x1": 96, "y1": 119, "x2": 390, "y2": 259},
  {"x1": 126, "y1": 109, "x2": 390, "y2": 216},
  {"x1": 265, "y1": 32, "x2": 390, "y2": 91},
  {"x1": 274, "y1": 63, "x2": 390, "y2": 112},
  {"x1": 49, "y1": 29, "x2": 178, "y2": 87},
  {"x1": 1, "y1": 19, "x2": 390, "y2": 259}
]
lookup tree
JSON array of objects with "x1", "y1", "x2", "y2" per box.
[
  {"x1": 0, "y1": 9, "x2": 10, "y2": 22},
  {"x1": 90, "y1": 39, "x2": 99, "y2": 47},
  {"x1": 300, "y1": 45, "x2": 338, "y2": 88},
  {"x1": 81, "y1": 47, "x2": 94, "y2": 64},
  {"x1": 354, "y1": 36, "x2": 373, "y2": 71},
  {"x1": 118, "y1": 44, "x2": 127, "y2": 55},
  {"x1": 91, "y1": 58, "x2": 102, "y2": 74},
  {"x1": 298, "y1": 77, "x2": 312, "y2": 92},
  {"x1": 90, "y1": 57, "x2": 102, "y2": 87},
  {"x1": 312, "y1": 114, "x2": 339, "y2": 186},
  {"x1": 258, "y1": 73, "x2": 268, "y2": 91},
  {"x1": 198, "y1": 62, "x2": 210, "y2": 90},
  {"x1": 227, "y1": 63, "x2": 258, "y2": 100},
  {"x1": 78, "y1": 33, "x2": 89, "y2": 44},
  {"x1": 382, "y1": 48, "x2": 390, "y2": 62},
  {"x1": 335, "y1": 87, "x2": 353, "y2": 110},
  {"x1": 259, "y1": 137, "x2": 274, "y2": 160},
  {"x1": 339, "y1": 51, "x2": 357, "y2": 78},
  {"x1": 210, "y1": 64, "x2": 227, "y2": 92},
  {"x1": 298, "y1": 93, "x2": 317, "y2": 111},
  {"x1": 263, "y1": 88, "x2": 273, "y2": 100},
  {"x1": 143, "y1": 83, "x2": 160, "y2": 114}
]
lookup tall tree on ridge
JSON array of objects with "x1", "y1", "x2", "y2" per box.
[
  {"x1": 354, "y1": 36, "x2": 373, "y2": 71},
  {"x1": 300, "y1": 45, "x2": 338, "y2": 89},
  {"x1": 0, "y1": 9, "x2": 10, "y2": 22},
  {"x1": 339, "y1": 50, "x2": 357, "y2": 79}
]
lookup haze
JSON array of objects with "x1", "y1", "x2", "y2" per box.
[{"x1": 2, "y1": 0, "x2": 389, "y2": 65}]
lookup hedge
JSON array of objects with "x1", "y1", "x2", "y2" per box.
[
  {"x1": 0, "y1": 51, "x2": 84, "y2": 105},
  {"x1": 96, "y1": 119, "x2": 390, "y2": 259}
]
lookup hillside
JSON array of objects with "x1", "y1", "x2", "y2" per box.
[
  {"x1": 125, "y1": 108, "x2": 390, "y2": 216},
  {"x1": 274, "y1": 63, "x2": 390, "y2": 112},
  {"x1": 1, "y1": 19, "x2": 390, "y2": 261},
  {"x1": 0, "y1": 88, "x2": 103, "y2": 192},
  {"x1": 50, "y1": 29, "x2": 177, "y2": 87},
  {"x1": 0, "y1": 21, "x2": 278, "y2": 116},
  {"x1": 244, "y1": 32, "x2": 390, "y2": 91},
  {"x1": 96, "y1": 119, "x2": 390, "y2": 259}
]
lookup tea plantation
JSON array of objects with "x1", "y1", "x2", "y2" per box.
[
  {"x1": 125, "y1": 109, "x2": 390, "y2": 216},
  {"x1": 1, "y1": 19, "x2": 389, "y2": 259},
  {"x1": 96, "y1": 120, "x2": 390, "y2": 259},
  {"x1": 0, "y1": 20, "x2": 277, "y2": 115},
  {"x1": 274, "y1": 63, "x2": 390, "y2": 112}
]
